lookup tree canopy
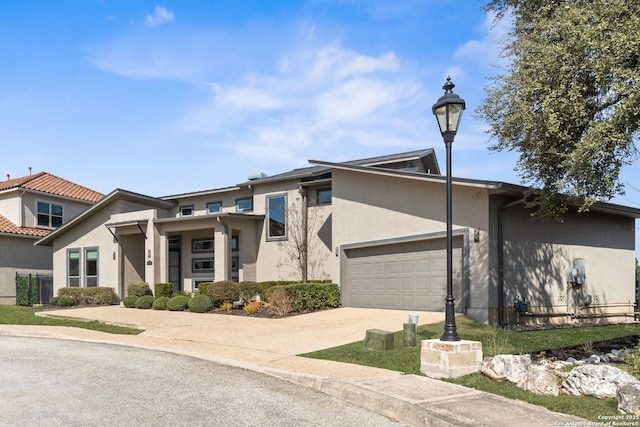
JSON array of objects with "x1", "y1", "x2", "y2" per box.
[{"x1": 478, "y1": 0, "x2": 640, "y2": 218}]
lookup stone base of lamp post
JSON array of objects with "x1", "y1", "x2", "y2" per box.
[{"x1": 420, "y1": 339, "x2": 483, "y2": 379}]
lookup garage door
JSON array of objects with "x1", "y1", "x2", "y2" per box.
[{"x1": 343, "y1": 237, "x2": 463, "y2": 312}]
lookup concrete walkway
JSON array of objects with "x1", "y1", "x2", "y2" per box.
[{"x1": 0, "y1": 306, "x2": 588, "y2": 426}]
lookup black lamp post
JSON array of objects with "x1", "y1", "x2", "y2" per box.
[{"x1": 432, "y1": 76, "x2": 465, "y2": 342}]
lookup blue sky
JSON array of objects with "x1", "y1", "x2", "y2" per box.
[{"x1": 0, "y1": 0, "x2": 638, "y2": 250}]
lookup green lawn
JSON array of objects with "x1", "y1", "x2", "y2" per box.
[
  {"x1": 0, "y1": 305, "x2": 143, "y2": 335},
  {"x1": 300, "y1": 315, "x2": 640, "y2": 422}
]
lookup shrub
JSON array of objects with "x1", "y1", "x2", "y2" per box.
[
  {"x1": 127, "y1": 282, "x2": 152, "y2": 297},
  {"x1": 135, "y1": 295, "x2": 155, "y2": 309},
  {"x1": 188, "y1": 294, "x2": 212, "y2": 313},
  {"x1": 238, "y1": 281, "x2": 264, "y2": 300},
  {"x1": 285, "y1": 283, "x2": 340, "y2": 313},
  {"x1": 49, "y1": 296, "x2": 59, "y2": 306},
  {"x1": 172, "y1": 290, "x2": 192, "y2": 297},
  {"x1": 207, "y1": 281, "x2": 240, "y2": 307},
  {"x1": 123, "y1": 295, "x2": 138, "y2": 308},
  {"x1": 57, "y1": 296, "x2": 75, "y2": 307},
  {"x1": 57, "y1": 287, "x2": 118, "y2": 305},
  {"x1": 154, "y1": 283, "x2": 173, "y2": 298},
  {"x1": 220, "y1": 301, "x2": 233, "y2": 312},
  {"x1": 197, "y1": 282, "x2": 212, "y2": 295},
  {"x1": 623, "y1": 344, "x2": 640, "y2": 378},
  {"x1": 267, "y1": 286, "x2": 294, "y2": 317},
  {"x1": 243, "y1": 301, "x2": 262, "y2": 315},
  {"x1": 166, "y1": 295, "x2": 190, "y2": 311},
  {"x1": 152, "y1": 296, "x2": 170, "y2": 310}
]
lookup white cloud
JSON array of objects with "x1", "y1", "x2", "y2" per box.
[
  {"x1": 455, "y1": 10, "x2": 512, "y2": 69},
  {"x1": 145, "y1": 6, "x2": 174, "y2": 27}
]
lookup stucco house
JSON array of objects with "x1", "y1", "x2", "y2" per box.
[
  {"x1": 36, "y1": 149, "x2": 640, "y2": 325},
  {"x1": 0, "y1": 171, "x2": 104, "y2": 304}
]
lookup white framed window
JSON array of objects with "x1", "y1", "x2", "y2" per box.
[
  {"x1": 192, "y1": 258, "x2": 214, "y2": 273},
  {"x1": 236, "y1": 197, "x2": 253, "y2": 212},
  {"x1": 67, "y1": 249, "x2": 80, "y2": 287},
  {"x1": 207, "y1": 201, "x2": 222, "y2": 214},
  {"x1": 192, "y1": 238, "x2": 214, "y2": 253},
  {"x1": 316, "y1": 188, "x2": 332, "y2": 205},
  {"x1": 266, "y1": 194, "x2": 287, "y2": 240},
  {"x1": 37, "y1": 201, "x2": 63, "y2": 227},
  {"x1": 180, "y1": 205, "x2": 194, "y2": 217},
  {"x1": 84, "y1": 248, "x2": 98, "y2": 287}
]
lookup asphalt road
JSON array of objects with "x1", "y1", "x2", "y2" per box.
[{"x1": 0, "y1": 337, "x2": 403, "y2": 427}]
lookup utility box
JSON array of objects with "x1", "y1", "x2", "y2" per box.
[{"x1": 567, "y1": 258, "x2": 586, "y2": 286}]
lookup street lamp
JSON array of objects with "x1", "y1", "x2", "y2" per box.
[{"x1": 432, "y1": 76, "x2": 465, "y2": 342}]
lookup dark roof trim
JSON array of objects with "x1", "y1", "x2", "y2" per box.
[
  {"x1": 36, "y1": 188, "x2": 176, "y2": 246},
  {"x1": 153, "y1": 212, "x2": 265, "y2": 225}
]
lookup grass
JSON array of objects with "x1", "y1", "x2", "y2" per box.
[
  {"x1": 300, "y1": 315, "x2": 640, "y2": 422},
  {"x1": 0, "y1": 305, "x2": 143, "y2": 335}
]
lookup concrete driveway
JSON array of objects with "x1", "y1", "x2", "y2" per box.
[{"x1": 33, "y1": 306, "x2": 445, "y2": 381}]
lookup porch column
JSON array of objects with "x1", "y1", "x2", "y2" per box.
[{"x1": 214, "y1": 219, "x2": 230, "y2": 281}]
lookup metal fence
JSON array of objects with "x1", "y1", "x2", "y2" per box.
[{"x1": 15, "y1": 272, "x2": 53, "y2": 306}]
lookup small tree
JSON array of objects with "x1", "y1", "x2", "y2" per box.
[{"x1": 277, "y1": 189, "x2": 331, "y2": 281}]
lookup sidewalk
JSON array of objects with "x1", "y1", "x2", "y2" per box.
[{"x1": 1, "y1": 306, "x2": 588, "y2": 426}]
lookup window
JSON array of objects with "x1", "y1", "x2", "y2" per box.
[
  {"x1": 317, "y1": 188, "x2": 332, "y2": 205},
  {"x1": 192, "y1": 238, "x2": 214, "y2": 253},
  {"x1": 266, "y1": 194, "x2": 287, "y2": 240},
  {"x1": 192, "y1": 258, "x2": 214, "y2": 272},
  {"x1": 180, "y1": 205, "x2": 194, "y2": 216},
  {"x1": 85, "y1": 248, "x2": 98, "y2": 287},
  {"x1": 231, "y1": 235, "x2": 239, "y2": 251},
  {"x1": 207, "y1": 201, "x2": 222, "y2": 214},
  {"x1": 67, "y1": 249, "x2": 80, "y2": 287},
  {"x1": 37, "y1": 201, "x2": 63, "y2": 227},
  {"x1": 236, "y1": 197, "x2": 253, "y2": 212}
]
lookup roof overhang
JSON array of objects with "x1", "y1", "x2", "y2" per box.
[
  {"x1": 153, "y1": 212, "x2": 265, "y2": 225},
  {"x1": 310, "y1": 160, "x2": 640, "y2": 219},
  {"x1": 36, "y1": 188, "x2": 176, "y2": 246}
]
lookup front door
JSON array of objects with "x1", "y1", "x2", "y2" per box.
[{"x1": 168, "y1": 237, "x2": 181, "y2": 294}]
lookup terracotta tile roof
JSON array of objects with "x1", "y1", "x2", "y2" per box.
[
  {"x1": 0, "y1": 172, "x2": 104, "y2": 202},
  {"x1": 0, "y1": 213, "x2": 50, "y2": 237}
]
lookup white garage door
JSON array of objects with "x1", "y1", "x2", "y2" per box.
[{"x1": 343, "y1": 237, "x2": 463, "y2": 312}]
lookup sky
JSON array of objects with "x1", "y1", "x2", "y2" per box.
[{"x1": 0, "y1": 0, "x2": 638, "y2": 252}]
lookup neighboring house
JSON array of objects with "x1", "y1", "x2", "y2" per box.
[
  {"x1": 36, "y1": 149, "x2": 640, "y2": 325},
  {"x1": 0, "y1": 172, "x2": 104, "y2": 304}
]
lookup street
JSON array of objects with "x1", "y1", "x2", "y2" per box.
[{"x1": 0, "y1": 337, "x2": 403, "y2": 427}]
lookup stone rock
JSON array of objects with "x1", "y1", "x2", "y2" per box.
[
  {"x1": 617, "y1": 383, "x2": 640, "y2": 415},
  {"x1": 481, "y1": 354, "x2": 531, "y2": 383},
  {"x1": 562, "y1": 365, "x2": 640, "y2": 399},
  {"x1": 517, "y1": 366, "x2": 560, "y2": 396}
]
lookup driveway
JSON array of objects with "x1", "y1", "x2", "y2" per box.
[{"x1": 34, "y1": 306, "x2": 445, "y2": 382}]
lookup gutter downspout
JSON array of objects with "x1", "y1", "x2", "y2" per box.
[
  {"x1": 498, "y1": 197, "x2": 527, "y2": 327},
  {"x1": 217, "y1": 217, "x2": 230, "y2": 281},
  {"x1": 19, "y1": 190, "x2": 26, "y2": 227}
]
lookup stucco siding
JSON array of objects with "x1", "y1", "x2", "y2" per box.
[
  {"x1": 0, "y1": 236, "x2": 52, "y2": 304},
  {"x1": 502, "y1": 205, "x2": 636, "y2": 322}
]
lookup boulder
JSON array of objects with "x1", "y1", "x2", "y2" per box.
[
  {"x1": 517, "y1": 366, "x2": 560, "y2": 396},
  {"x1": 562, "y1": 365, "x2": 640, "y2": 399},
  {"x1": 481, "y1": 354, "x2": 531, "y2": 383},
  {"x1": 617, "y1": 383, "x2": 640, "y2": 415}
]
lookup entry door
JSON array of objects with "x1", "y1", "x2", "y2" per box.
[{"x1": 168, "y1": 237, "x2": 181, "y2": 294}]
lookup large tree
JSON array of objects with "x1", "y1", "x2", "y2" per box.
[{"x1": 478, "y1": 0, "x2": 640, "y2": 218}]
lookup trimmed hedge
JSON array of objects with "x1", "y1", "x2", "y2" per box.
[
  {"x1": 197, "y1": 281, "x2": 211, "y2": 295},
  {"x1": 56, "y1": 296, "x2": 75, "y2": 307},
  {"x1": 188, "y1": 294, "x2": 212, "y2": 313},
  {"x1": 15, "y1": 275, "x2": 37, "y2": 306},
  {"x1": 166, "y1": 295, "x2": 190, "y2": 311},
  {"x1": 154, "y1": 283, "x2": 173, "y2": 298},
  {"x1": 284, "y1": 283, "x2": 340, "y2": 313},
  {"x1": 206, "y1": 281, "x2": 240, "y2": 307},
  {"x1": 152, "y1": 296, "x2": 170, "y2": 310},
  {"x1": 135, "y1": 295, "x2": 155, "y2": 309},
  {"x1": 127, "y1": 282, "x2": 152, "y2": 297},
  {"x1": 57, "y1": 287, "x2": 119, "y2": 305},
  {"x1": 123, "y1": 295, "x2": 138, "y2": 308}
]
